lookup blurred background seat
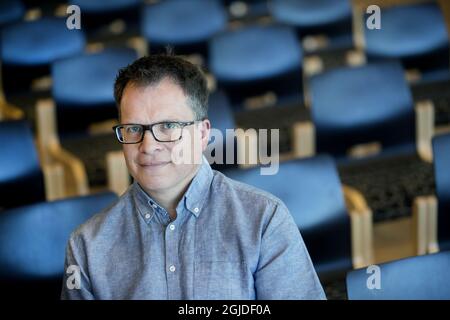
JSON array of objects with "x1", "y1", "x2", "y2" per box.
[
  {"x1": 37, "y1": 47, "x2": 137, "y2": 190},
  {"x1": 206, "y1": 90, "x2": 239, "y2": 171},
  {"x1": 1, "y1": 17, "x2": 86, "y2": 95},
  {"x1": 0, "y1": 120, "x2": 46, "y2": 210},
  {"x1": 431, "y1": 133, "x2": 450, "y2": 252},
  {"x1": 308, "y1": 61, "x2": 435, "y2": 228},
  {"x1": 0, "y1": 192, "x2": 118, "y2": 299},
  {"x1": 0, "y1": 0, "x2": 25, "y2": 29},
  {"x1": 270, "y1": 0, "x2": 353, "y2": 49},
  {"x1": 310, "y1": 61, "x2": 416, "y2": 159},
  {"x1": 69, "y1": 0, "x2": 142, "y2": 33},
  {"x1": 224, "y1": 155, "x2": 374, "y2": 290},
  {"x1": 209, "y1": 24, "x2": 303, "y2": 108},
  {"x1": 346, "y1": 251, "x2": 450, "y2": 299},
  {"x1": 360, "y1": 1, "x2": 450, "y2": 78},
  {"x1": 142, "y1": 0, "x2": 227, "y2": 57}
]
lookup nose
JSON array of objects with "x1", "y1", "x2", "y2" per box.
[{"x1": 138, "y1": 128, "x2": 163, "y2": 154}]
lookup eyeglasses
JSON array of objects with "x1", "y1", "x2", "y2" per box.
[{"x1": 113, "y1": 121, "x2": 196, "y2": 144}]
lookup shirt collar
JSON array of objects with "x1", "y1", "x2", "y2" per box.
[
  {"x1": 132, "y1": 156, "x2": 213, "y2": 222},
  {"x1": 181, "y1": 155, "x2": 214, "y2": 217}
]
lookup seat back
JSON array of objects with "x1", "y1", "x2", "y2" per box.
[
  {"x1": 142, "y1": 0, "x2": 227, "y2": 56},
  {"x1": 270, "y1": 0, "x2": 352, "y2": 36},
  {"x1": 209, "y1": 24, "x2": 303, "y2": 106},
  {"x1": 364, "y1": 2, "x2": 449, "y2": 71},
  {"x1": 52, "y1": 47, "x2": 137, "y2": 133},
  {"x1": 0, "y1": 120, "x2": 45, "y2": 210},
  {"x1": 225, "y1": 155, "x2": 352, "y2": 280},
  {"x1": 432, "y1": 133, "x2": 450, "y2": 251},
  {"x1": 310, "y1": 61, "x2": 415, "y2": 157},
  {"x1": 205, "y1": 91, "x2": 237, "y2": 170},
  {"x1": 347, "y1": 251, "x2": 450, "y2": 299},
  {"x1": 0, "y1": 192, "x2": 118, "y2": 299}
]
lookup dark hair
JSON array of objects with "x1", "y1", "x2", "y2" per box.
[{"x1": 114, "y1": 53, "x2": 209, "y2": 120}]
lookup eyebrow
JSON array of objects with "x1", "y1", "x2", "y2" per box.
[{"x1": 120, "y1": 119, "x2": 186, "y2": 124}]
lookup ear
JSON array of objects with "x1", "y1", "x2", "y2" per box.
[{"x1": 199, "y1": 119, "x2": 211, "y2": 151}]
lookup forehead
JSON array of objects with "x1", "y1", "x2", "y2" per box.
[{"x1": 120, "y1": 78, "x2": 195, "y2": 123}]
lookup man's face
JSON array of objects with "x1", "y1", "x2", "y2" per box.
[{"x1": 120, "y1": 78, "x2": 210, "y2": 194}]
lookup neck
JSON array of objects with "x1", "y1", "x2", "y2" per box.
[{"x1": 143, "y1": 164, "x2": 200, "y2": 220}]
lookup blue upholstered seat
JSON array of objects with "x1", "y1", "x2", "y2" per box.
[
  {"x1": 0, "y1": 121, "x2": 45, "y2": 210},
  {"x1": 364, "y1": 3, "x2": 449, "y2": 70},
  {"x1": 0, "y1": 0, "x2": 24, "y2": 28},
  {"x1": 142, "y1": 0, "x2": 227, "y2": 54},
  {"x1": 209, "y1": 24, "x2": 303, "y2": 105},
  {"x1": 347, "y1": 251, "x2": 450, "y2": 299},
  {"x1": 70, "y1": 0, "x2": 141, "y2": 13},
  {"x1": 0, "y1": 192, "x2": 118, "y2": 298},
  {"x1": 0, "y1": 17, "x2": 85, "y2": 66},
  {"x1": 225, "y1": 155, "x2": 352, "y2": 280},
  {"x1": 206, "y1": 91, "x2": 237, "y2": 170},
  {"x1": 52, "y1": 48, "x2": 137, "y2": 107},
  {"x1": 51, "y1": 47, "x2": 137, "y2": 133},
  {"x1": 270, "y1": 0, "x2": 351, "y2": 30},
  {"x1": 432, "y1": 133, "x2": 450, "y2": 251},
  {"x1": 310, "y1": 61, "x2": 415, "y2": 157}
]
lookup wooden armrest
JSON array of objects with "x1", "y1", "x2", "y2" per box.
[
  {"x1": 415, "y1": 100, "x2": 435, "y2": 163},
  {"x1": 292, "y1": 121, "x2": 315, "y2": 159},
  {"x1": 345, "y1": 49, "x2": 366, "y2": 67},
  {"x1": 36, "y1": 98, "x2": 89, "y2": 197},
  {"x1": 41, "y1": 162, "x2": 65, "y2": 201},
  {"x1": 106, "y1": 150, "x2": 131, "y2": 196},
  {"x1": 0, "y1": 101, "x2": 25, "y2": 120},
  {"x1": 303, "y1": 55, "x2": 324, "y2": 77},
  {"x1": 352, "y1": 2, "x2": 366, "y2": 50},
  {"x1": 412, "y1": 194, "x2": 439, "y2": 255},
  {"x1": 126, "y1": 36, "x2": 148, "y2": 58},
  {"x1": 48, "y1": 142, "x2": 89, "y2": 196},
  {"x1": 412, "y1": 195, "x2": 429, "y2": 255},
  {"x1": 427, "y1": 195, "x2": 439, "y2": 254},
  {"x1": 302, "y1": 34, "x2": 329, "y2": 52},
  {"x1": 343, "y1": 184, "x2": 374, "y2": 268}
]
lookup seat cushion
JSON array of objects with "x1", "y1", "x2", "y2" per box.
[{"x1": 1, "y1": 17, "x2": 85, "y2": 66}]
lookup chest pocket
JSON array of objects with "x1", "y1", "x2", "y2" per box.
[{"x1": 193, "y1": 261, "x2": 250, "y2": 300}]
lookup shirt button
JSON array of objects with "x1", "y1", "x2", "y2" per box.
[
  {"x1": 193, "y1": 207, "x2": 199, "y2": 213},
  {"x1": 145, "y1": 213, "x2": 151, "y2": 219},
  {"x1": 169, "y1": 224, "x2": 175, "y2": 231},
  {"x1": 169, "y1": 265, "x2": 176, "y2": 272}
]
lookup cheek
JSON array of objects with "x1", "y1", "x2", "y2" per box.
[{"x1": 123, "y1": 146, "x2": 137, "y2": 166}]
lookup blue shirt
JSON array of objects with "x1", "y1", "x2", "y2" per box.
[{"x1": 61, "y1": 158, "x2": 326, "y2": 300}]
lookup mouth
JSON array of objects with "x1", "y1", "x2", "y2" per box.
[{"x1": 138, "y1": 161, "x2": 171, "y2": 168}]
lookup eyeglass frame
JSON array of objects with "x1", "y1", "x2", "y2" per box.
[{"x1": 112, "y1": 121, "x2": 201, "y2": 144}]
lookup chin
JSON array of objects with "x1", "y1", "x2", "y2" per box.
[{"x1": 136, "y1": 175, "x2": 174, "y2": 193}]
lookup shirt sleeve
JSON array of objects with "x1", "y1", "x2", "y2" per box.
[
  {"x1": 61, "y1": 232, "x2": 95, "y2": 300},
  {"x1": 254, "y1": 202, "x2": 327, "y2": 300}
]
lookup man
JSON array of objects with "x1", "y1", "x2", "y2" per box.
[{"x1": 61, "y1": 54, "x2": 325, "y2": 300}]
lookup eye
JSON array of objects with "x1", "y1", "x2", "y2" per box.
[
  {"x1": 163, "y1": 122, "x2": 181, "y2": 130},
  {"x1": 126, "y1": 125, "x2": 142, "y2": 134}
]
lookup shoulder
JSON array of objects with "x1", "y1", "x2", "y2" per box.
[
  {"x1": 69, "y1": 187, "x2": 134, "y2": 246},
  {"x1": 210, "y1": 170, "x2": 291, "y2": 225}
]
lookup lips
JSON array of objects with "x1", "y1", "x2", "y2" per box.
[{"x1": 138, "y1": 160, "x2": 171, "y2": 167}]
